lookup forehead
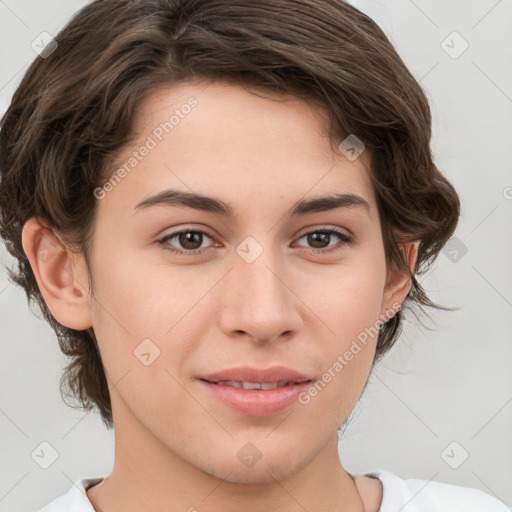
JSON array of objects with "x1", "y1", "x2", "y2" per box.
[
  {"x1": 134, "y1": 78, "x2": 331, "y2": 133},
  {"x1": 100, "y1": 79, "x2": 376, "y2": 220}
]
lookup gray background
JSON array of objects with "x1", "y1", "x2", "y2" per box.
[{"x1": 1, "y1": 1, "x2": 511, "y2": 510}]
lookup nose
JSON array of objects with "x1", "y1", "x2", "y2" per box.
[{"x1": 218, "y1": 244, "x2": 303, "y2": 345}]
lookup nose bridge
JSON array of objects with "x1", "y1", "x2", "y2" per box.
[
  {"x1": 220, "y1": 235, "x2": 301, "y2": 341},
  {"x1": 235, "y1": 238, "x2": 288, "y2": 310}
]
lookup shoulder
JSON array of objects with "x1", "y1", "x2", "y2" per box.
[
  {"x1": 36, "y1": 476, "x2": 104, "y2": 512},
  {"x1": 363, "y1": 469, "x2": 511, "y2": 512}
]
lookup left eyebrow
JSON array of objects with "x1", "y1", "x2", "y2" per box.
[{"x1": 132, "y1": 188, "x2": 371, "y2": 218}]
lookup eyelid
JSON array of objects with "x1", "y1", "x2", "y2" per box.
[
  {"x1": 157, "y1": 224, "x2": 216, "y2": 240},
  {"x1": 295, "y1": 223, "x2": 352, "y2": 239}
]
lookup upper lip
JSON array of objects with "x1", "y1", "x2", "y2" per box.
[{"x1": 198, "y1": 365, "x2": 313, "y2": 384}]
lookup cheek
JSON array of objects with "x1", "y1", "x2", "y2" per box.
[
  {"x1": 309, "y1": 254, "x2": 386, "y2": 398},
  {"x1": 89, "y1": 246, "x2": 205, "y2": 376},
  {"x1": 315, "y1": 258, "x2": 386, "y2": 338},
  {"x1": 88, "y1": 259, "x2": 195, "y2": 421},
  {"x1": 91, "y1": 239, "x2": 172, "y2": 327}
]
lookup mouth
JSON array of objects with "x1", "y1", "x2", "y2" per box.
[
  {"x1": 197, "y1": 378, "x2": 315, "y2": 417},
  {"x1": 200, "y1": 379, "x2": 312, "y2": 390}
]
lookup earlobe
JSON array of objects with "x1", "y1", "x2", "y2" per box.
[
  {"x1": 380, "y1": 241, "x2": 419, "y2": 321},
  {"x1": 21, "y1": 217, "x2": 93, "y2": 330}
]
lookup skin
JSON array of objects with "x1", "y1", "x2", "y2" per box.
[{"x1": 22, "y1": 79, "x2": 417, "y2": 512}]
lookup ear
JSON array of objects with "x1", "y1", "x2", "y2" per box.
[
  {"x1": 379, "y1": 241, "x2": 418, "y2": 322},
  {"x1": 21, "y1": 217, "x2": 93, "y2": 330}
]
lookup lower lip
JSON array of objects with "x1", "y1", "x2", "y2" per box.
[{"x1": 198, "y1": 380, "x2": 313, "y2": 417}]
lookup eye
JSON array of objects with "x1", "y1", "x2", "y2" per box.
[
  {"x1": 158, "y1": 228, "x2": 216, "y2": 255},
  {"x1": 294, "y1": 228, "x2": 352, "y2": 254},
  {"x1": 157, "y1": 226, "x2": 353, "y2": 256}
]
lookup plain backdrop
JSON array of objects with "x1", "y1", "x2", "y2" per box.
[{"x1": 0, "y1": 1, "x2": 511, "y2": 511}]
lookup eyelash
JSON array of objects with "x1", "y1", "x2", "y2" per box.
[{"x1": 157, "y1": 227, "x2": 353, "y2": 256}]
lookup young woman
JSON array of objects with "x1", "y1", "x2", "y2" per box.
[{"x1": 0, "y1": 0, "x2": 508, "y2": 510}]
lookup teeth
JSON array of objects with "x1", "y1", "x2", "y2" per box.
[
  {"x1": 242, "y1": 381, "x2": 263, "y2": 390},
  {"x1": 218, "y1": 380, "x2": 243, "y2": 388},
  {"x1": 215, "y1": 380, "x2": 290, "y2": 389}
]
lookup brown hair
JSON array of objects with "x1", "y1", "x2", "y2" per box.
[{"x1": 0, "y1": 0, "x2": 460, "y2": 430}]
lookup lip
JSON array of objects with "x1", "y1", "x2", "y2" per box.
[
  {"x1": 198, "y1": 365, "x2": 312, "y2": 384},
  {"x1": 196, "y1": 365, "x2": 314, "y2": 417}
]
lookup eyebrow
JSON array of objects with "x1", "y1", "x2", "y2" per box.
[{"x1": 133, "y1": 189, "x2": 371, "y2": 218}]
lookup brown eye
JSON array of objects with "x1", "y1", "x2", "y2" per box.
[
  {"x1": 295, "y1": 228, "x2": 352, "y2": 253},
  {"x1": 159, "y1": 229, "x2": 215, "y2": 255}
]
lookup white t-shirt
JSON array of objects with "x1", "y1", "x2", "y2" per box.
[{"x1": 37, "y1": 469, "x2": 512, "y2": 512}]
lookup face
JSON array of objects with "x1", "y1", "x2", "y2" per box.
[{"x1": 54, "y1": 80, "x2": 410, "y2": 483}]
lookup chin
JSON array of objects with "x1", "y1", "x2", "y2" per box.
[
  {"x1": 204, "y1": 459, "x2": 300, "y2": 485},
  {"x1": 198, "y1": 446, "x2": 308, "y2": 485}
]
